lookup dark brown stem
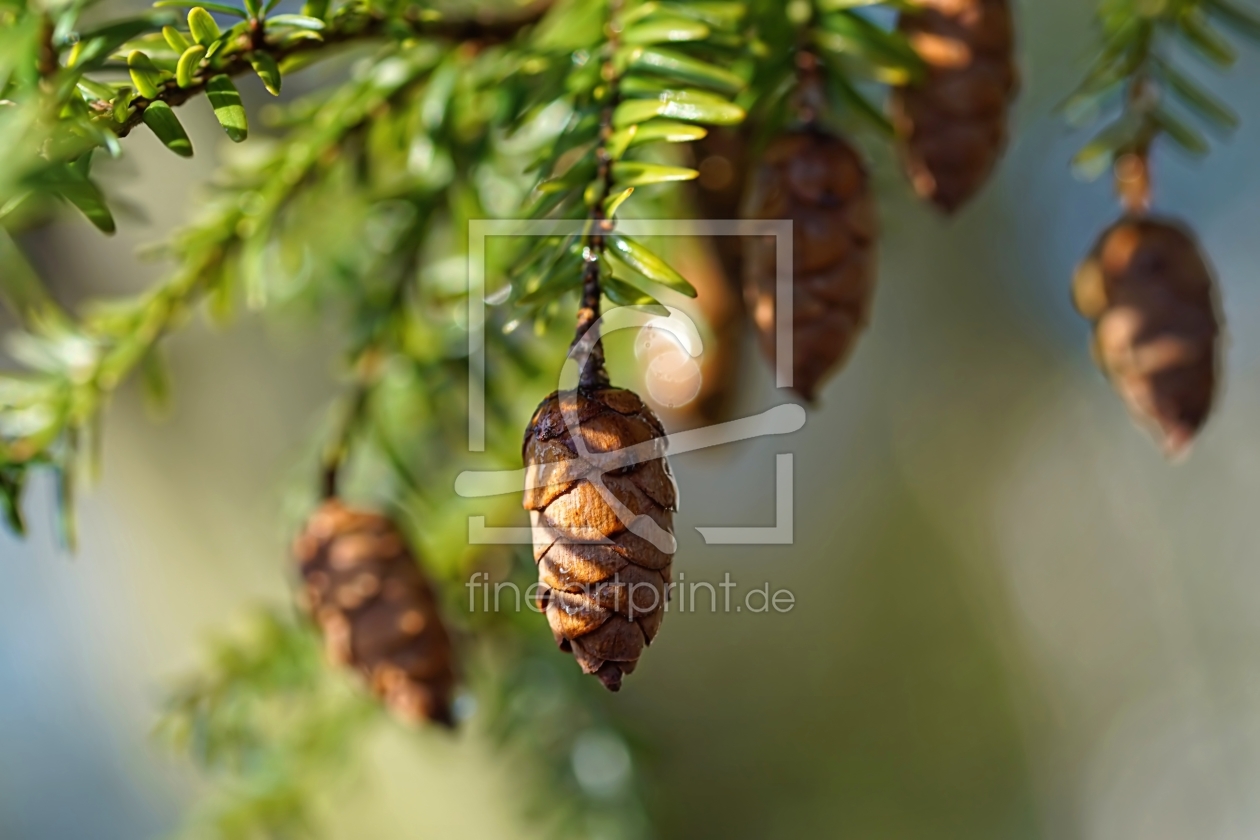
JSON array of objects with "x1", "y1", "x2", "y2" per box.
[
  {"x1": 321, "y1": 382, "x2": 371, "y2": 499},
  {"x1": 248, "y1": 16, "x2": 266, "y2": 52},
  {"x1": 37, "y1": 16, "x2": 57, "y2": 79},
  {"x1": 575, "y1": 242, "x2": 609, "y2": 390},
  {"x1": 107, "y1": 3, "x2": 550, "y2": 138},
  {"x1": 574, "y1": 131, "x2": 614, "y2": 389},
  {"x1": 572, "y1": 0, "x2": 624, "y2": 391}
]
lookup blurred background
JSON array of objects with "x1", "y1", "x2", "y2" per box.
[{"x1": 7, "y1": 0, "x2": 1260, "y2": 837}]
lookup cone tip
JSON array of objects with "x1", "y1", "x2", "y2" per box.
[
  {"x1": 930, "y1": 192, "x2": 970, "y2": 215},
  {"x1": 596, "y1": 663, "x2": 624, "y2": 692},
  {"x1": 1159, "y1": 426, "x2": 1197, "y2": 462}
]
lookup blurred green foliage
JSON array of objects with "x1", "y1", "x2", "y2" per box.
[{"x1": 1066, "y1": 0, "x2": 1260, "y2": 177}]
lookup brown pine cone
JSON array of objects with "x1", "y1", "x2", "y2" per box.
[
  {"x1": 1073, "y1": 216, "x2": 1222, "y2": 456},
  {"x1": 522, "y1": 387, "x2": 676, "y2": 691},
  {"x1": 743, "y1": 130, "x2": 878, "y2": 401},
  {"x1": 891, "y1": 0, "x2": 1018, "y2": 213},
  {"x1": 294, "y1": 500, "x2": 456, "y2": 725}
]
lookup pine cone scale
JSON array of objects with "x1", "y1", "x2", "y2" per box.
[{"x1": 544, "y1": 587, "x2": 613, "y2": 638}]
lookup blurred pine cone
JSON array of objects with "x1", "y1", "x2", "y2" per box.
[
  {"x1": 522, "y1": 387, "x2": 676, "y2": 691},
  {"x1": 743, "y1": 130, "x2": 878, "y2": 401},
  {"x1": 891, "y1": 0, "x2": 1018, "y2": 213},
  {"x1": 1073, "y1": 216, "x2": 1222, "y2": 456},
  {"x1": 294, "y1": 500, "x2": 456, "y2": 724}
]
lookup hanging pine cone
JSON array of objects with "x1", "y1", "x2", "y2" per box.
[
  {"x1": 743, "y1": 130, "x2": 878, "y2": 401},
  {"x1": 1073, "y1": 216, "x2": 1222, "y2": 456},
  {"x1": 522, "y1": 386, "x2": 676, "y2": 691},
  {"x1": 890, "y1": 0, "x2": 1018, "y2": 213},
  {"x1": 294, "y1": 500, "x2": 456, "y2": 725}
]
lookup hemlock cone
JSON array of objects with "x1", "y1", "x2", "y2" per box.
[
  {"x1": 1073, "y1": 216, "x2": 1222, "y2": 456},
  {"x1": 522, "y1": 387, "x2": 677, "y2": 691},
  {"x1": 891, "y1": 0, "x2": 1018, "y2": 213},
  {"x1": 294, "y1": 500, "x2": 456, "y2": 724},
  {"x1": 743, "y1": 130, "x2": 878, "y2": 401}
]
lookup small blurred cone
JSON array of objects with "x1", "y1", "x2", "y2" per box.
[
  {"x1": 742, "y1": 130, "x2": 879, "y2": 402},
  {"x1": 890, "y1": 0, "x2": 1019, "y2": 213},
  {"x1": 294, "y1": 500, "x2": 456, "y2": 725},
  {"x1": 1073, "y1": 216, "x2": 1223, "y2": 457}
]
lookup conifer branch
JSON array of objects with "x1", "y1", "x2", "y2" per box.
[
  {"x1": 108, "y1": 3, "x2": 552, "y2": 138},
  {"x1": 1067, "y1": 0, "x2": 1260, "y2": 182},
  {"x1": 37, "y1": 15, "x2": 58, "y2": 79},
  {"x1": 0, "y1": 59, "x2": 434, "y2": 500}
]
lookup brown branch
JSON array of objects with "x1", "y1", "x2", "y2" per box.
[
  {"x1": 37, "y1": 16, "x2": 58, "y2": 79},
  {"x1": 321, "y1": 376, "x2": 373, "y2": 499},
  {"x1": 108, "y1": 3, "x2": 551, "y2": 138}
]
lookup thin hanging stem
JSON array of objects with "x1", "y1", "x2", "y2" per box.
[
  {"x1": 1116, "y1": 72, "x2": 1156, "y2": 214},
  {"x1": 789, "y1": 0, "x2": 827, "y2": 130},
  {"x1": 1115, "y1": 141, "x2": 1152, "y2": 215},
  {"x1": 1110, "y1": 22, "x2": 1159, "y2": 214},
  {"x1": 320, "y1": 237, "x2": 420, "y2": 498},
  {"x1": 572, "y1": 0, "x2": 625, "y2": 391},
  {"x1": 321, "y1": 380, "x2": 373, "y2": 499},
  {"x1": 792, "y1": 50, "x2": 826, "y2": 129}
]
